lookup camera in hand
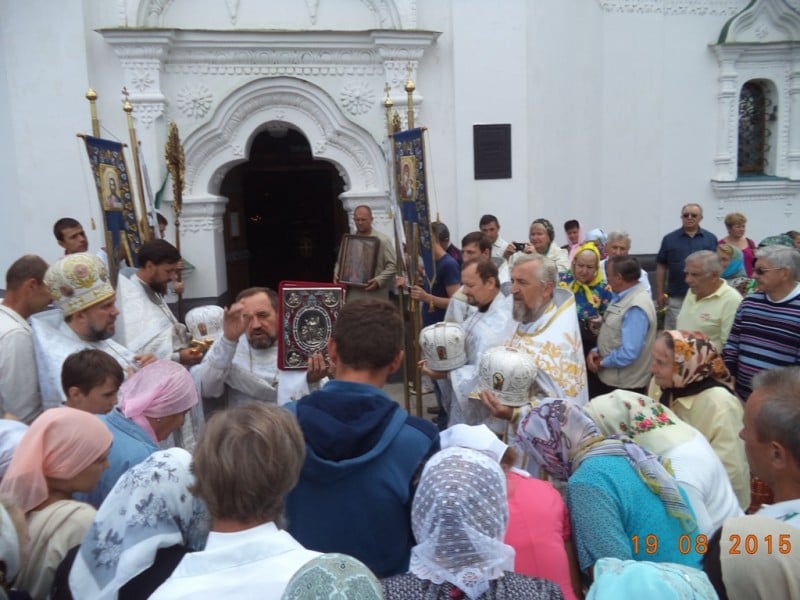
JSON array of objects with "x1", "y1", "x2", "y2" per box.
[{"x1": 513, "y1": 242, "x2": 527, "y2": 252}]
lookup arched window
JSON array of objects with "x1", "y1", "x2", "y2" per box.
[{"x1": 737, "y1": 80, "x2": 773, "y2": 176}]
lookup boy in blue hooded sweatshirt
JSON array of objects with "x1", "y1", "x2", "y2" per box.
[{"x1": 285, "y1": 297, "x2": 439, "y2": 578}]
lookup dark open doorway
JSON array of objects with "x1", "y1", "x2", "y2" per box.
[{"x1": 220, "y1": 127, "x2": 348, "y2": 297}]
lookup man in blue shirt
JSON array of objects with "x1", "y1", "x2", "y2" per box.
[
  {"x1": 656, "y1": 203, "x2": 718, "y2": 329},
  {"x1": 588, "y1": 256, "x2": 656, "y2": 395}
]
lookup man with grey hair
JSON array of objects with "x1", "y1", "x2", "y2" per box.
[
  {"x1": 588, "y1": 255, "x2": 656, "y2": 395},
  {"x1": 739, "y1": 365, "x2": 800, "y2": 525},
  {"x1": 480, "y1": 254, "x2": 588, "y2": 426},
  {"x1": 601, "y1": 231, "x2": 650, "y2": 293},
  {"x1": 677, "y1": 250, "x2": 742, "y2": 351},
  {"x1": 723, "y1": 246, "x2": 800, "y2": 401}
]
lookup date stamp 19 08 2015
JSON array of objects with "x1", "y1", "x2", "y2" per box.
[{"x1": 631, "y1": 533, "x2": 792, "y2": 555}]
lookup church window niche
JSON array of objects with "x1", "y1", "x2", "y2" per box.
[{"x1": 737, "y1": 80, "x2": 776, "y2": 177}]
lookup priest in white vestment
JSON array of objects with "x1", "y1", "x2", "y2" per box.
[
  {"x1": 32, "y1": 253, "x2": 156, "y2": 408},
  {"x1": 424, "y1": 259, "x2": 514, "y2": 428},
  {"x1": 114, "y1": 240, "x2": 199, "y2": 366},
  {"x1": 480, "y1": 254, "x2": 588, "y2": 426},
  {"x1": 194, "y1": 287, "x2": 327, "y2": 410}
]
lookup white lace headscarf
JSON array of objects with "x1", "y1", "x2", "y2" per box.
[
  {"x1": 409, "y1": 447, "x2": 515, "y2": 600},
  {"x1": 68, "y1": 448, "x2": 210, "y2": 599}
]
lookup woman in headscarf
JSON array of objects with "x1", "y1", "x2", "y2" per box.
[
  {"x1": 65, "y1": 448, "x2": 210, "y2": 600},
  {"x1": 282, "y1": 554, "x2": 384, "y2": 600},
  {"x1": 381, "y1": 446, "x2": 564, "y2": 600},
  {"x1": 516, "y1": 219, "x2": 570, "y2": 273},
  {"x1": 0, "y1": 407, "x2": 112, "y2": 599},
  {"x1": 585, "y1": 390, "x2": 742, "y2": 536},
  {"x1": 648, "y1": 331, "x2": 750, "y2": 510},
  {"x1": 586, "y1": 557, "x2": 717, "y2": 600},
  {"x1": 558, "y1": 243, "x2": 613, "y2": 397},
  {"x1": 516, "y1": 398, "x2": 701, "y2": 580},
  {"x1": 716, "y1": 244, "x2": 753, "y2": 296},
  {"x1": 439, "y1": 424, "x2": 581, "y2": 600},
  {"x1": 79, "y1": 359, "x2": 199, "y2": 509}
]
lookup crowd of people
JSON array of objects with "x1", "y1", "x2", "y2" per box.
[{"x1": 0, "y1": 203, "x2": 798, "y2": 598}]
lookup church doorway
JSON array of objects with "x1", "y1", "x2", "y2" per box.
[{"x1": 220, "y1": 127, "x2": 348, "y2": 297}]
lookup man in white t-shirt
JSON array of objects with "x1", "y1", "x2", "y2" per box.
[{"x1": 740, "y1": 366, "x2": 800, "y2": 528}]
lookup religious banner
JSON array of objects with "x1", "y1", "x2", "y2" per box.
[
  {"x1": 82, "y1": 135, "x2": 144, "y2": 285},
  {"x1": 393, "y1": 127, "x2": 435, "y2": 288}
]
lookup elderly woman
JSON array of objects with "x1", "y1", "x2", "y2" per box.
[
  {"x1": 718, "y1": 212, "x2": 756, "y2": 276},
  {"x1": 559, "y1": 243, "x2": 612, "y2": 355},
  {"x1": 585, "y1": 390, "x2": 742, "y2": 536},
  {"x1": 648, "y1": 331, "x2": 750, "y2": 509},
  {"x1": 0, "y1": 407, "x2": 112, "y2": 599},
  {"x1": 80, "y1": 359, "x2": 199, "y2": 509},
  {"x1": 512, "y1": 398, "x2": 701, "y2": 579},
  {"x1": 381, "y1": 446, "x2": 564, "y2": 599},
  {"x1": 511, "y1": 219, "x2": 570, "y2": 273},
  {"x1": 66, "y1": 449, "x2": 210, "y2": 599},
  {"x1": 716, "y1": 244, "x2": 753, "y2": 297}
]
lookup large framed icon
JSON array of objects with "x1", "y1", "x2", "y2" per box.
[{"x1": 336, "y1": 234, "x2": 379, "y2": 287}]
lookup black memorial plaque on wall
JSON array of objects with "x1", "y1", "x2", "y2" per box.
[{"x1": 473, "y1": 124, "x2": 511, "y2": 180}]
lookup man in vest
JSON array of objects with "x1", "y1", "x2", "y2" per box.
[{"x1": 587, "y1": 255, "x2": 656, "y2": 395}]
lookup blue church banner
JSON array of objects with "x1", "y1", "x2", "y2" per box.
[
  {"x1": 82, "y1": 136, "x2": 143, "y2": 285},
  {"x1": 393, "y1": 127, "x2": 435, "y2": 288}
]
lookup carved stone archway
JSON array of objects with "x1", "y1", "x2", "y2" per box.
[{"x1": 179, "y1": 76, "x2": 391, "y2": 300}]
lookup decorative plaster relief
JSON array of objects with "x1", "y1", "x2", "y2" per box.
[
  {"x1": 130, "y1": 69, "x2": 155, "y2": 92},
  {"x1": 177, "y1": 84, "x2": 213, "y2": 118},
  {"x1": 132, "y1": 102, "x2": 165, "y2": 129},
  {"x1": 225, "y1": 0, "x2": 240, "y2": 25},
  {"x1": 597, "y1": 0, "x2": 745, "y2": 14},
  {"x1": 340, "y1": 81, "x2": 376, "y2": 115},
  {"x1": 305, "y1": 0, "x2": 320, "y2": 24}
]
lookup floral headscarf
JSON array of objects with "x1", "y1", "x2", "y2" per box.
[
  {"x1": 282, "y1": 553, "x2": 383, "y2": 600},
  {"x1": 409, "y1": 447, "x2": 515, "y2": 600},
  {"x1": 585, "y1": 391, "x2": 694, "y2": 457},
  {"x1": 661, "y1": 330, "x2": 734, "y2": 391},
  {"x1": 517, "y1": 399, "x2": 695, "y2": 531},
  {"x1": 69, "y1": 448, "x2": 210, "y2": 599}
]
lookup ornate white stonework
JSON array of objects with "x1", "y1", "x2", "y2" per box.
[
  {"x1": 340, "y1": 81, "x2": 376, "y2": 116},
  {"x1": 711, "y1": 0, "x2": 800, "y2": 203},
  {"x1": 597, "y1": 0, "x2": 745, "y2": 15},
  {"x1": 176, "y1": 84, "x2": 213, "y2": 119}
]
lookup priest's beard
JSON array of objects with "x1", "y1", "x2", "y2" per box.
[
  {"x1": 512, "y1": 298, "x2": 548, "y2": 324},
  {"x1": 248, "y1": 331, "x2": 276, "y2": 350},
  {"x1": 149, "y1": 280, "x2": 169, "y2": 295},
  {"x1": 86, "y1": 323, "x2": 115, "y2": 341}
]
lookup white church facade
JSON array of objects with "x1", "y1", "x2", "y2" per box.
[{"x1": 1, "y1": 0, "x2": 798, "y2": 302}]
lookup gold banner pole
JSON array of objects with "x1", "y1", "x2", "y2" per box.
[
  {"x1": 385, "y1": 85, "x2": 412, "y2": 413},
  {"x1": 405, "y1": 65, "x2": 415, "y2": 130},
  {"x1": 165, "y1": 122, "x2": 186, "y2": 322},
  {"x1": 122, "y1": 88, "x2": 152, "y2": 243},
  {"x1": 86, "y1": 88, "x2": 100, "y2": 138}
]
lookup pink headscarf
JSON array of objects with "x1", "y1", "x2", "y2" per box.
[
  {"x1": 118, "y1": 359, "x2": 198, "y2": 443},
  {"x1": 0, "y1": 407, "x2": 113, "y2": 513}
]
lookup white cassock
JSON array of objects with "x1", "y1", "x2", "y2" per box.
[
  {"x1": 114, "y1": 274, "x2": 190, "y2": 359},
  {"x1": 193, "y1": 334, "x2": 320, "y2": 408},
  {"x1": 445, "y1": 292, "x2": 515, "y2": 427},
  {"x1": 31, "y1": 309, "x2": 137, "y2": 409},
  {"x1": 506, "y1": 287, "x2": 588, "y2": 406}
]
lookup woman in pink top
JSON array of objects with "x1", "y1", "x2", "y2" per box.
[{"x1": 439, "y1": 424, "x2": 583, "y2": 599}]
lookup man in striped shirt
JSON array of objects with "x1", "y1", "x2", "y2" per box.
[{"x1": 723, "y1": 246, "x2": 800, "y2": 401}]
